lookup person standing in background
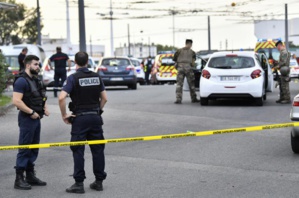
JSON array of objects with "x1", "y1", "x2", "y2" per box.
[
  {"x1": 18, "y1": 47, "x2": 28, "y2": 72},
  {"x1": 48, "y1": 47, "x2": 71, "y2": 97}
]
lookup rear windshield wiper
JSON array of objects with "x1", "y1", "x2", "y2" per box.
[{"x1": 214, "y1": 66, "x2": 232, "y2": 69}]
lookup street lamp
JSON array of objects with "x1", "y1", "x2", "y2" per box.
[{"x1": 97, "y1": 0, "x2": 128, "y2": 56}]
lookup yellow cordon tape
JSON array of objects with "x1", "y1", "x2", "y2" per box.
[{"x1": 1, "y1": 122, "x2": 298, "y2": 151}]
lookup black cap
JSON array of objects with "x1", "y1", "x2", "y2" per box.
[
  {"x1": 186, "y1": 39, "x2": 193, "y2": 44},
  {"x1": 275, "y1": 40, "x2": 283, "y2": 47}
]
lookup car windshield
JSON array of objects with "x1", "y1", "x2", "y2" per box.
[
  {"x1": 208, "y1": 56, "x2": 255, "y2": 69},
  {"x1": 161, "y1": 57, "x2": 175, "y2": 65},
  {"x1": 130, "y1": 59, "x2": 140, "y2": 67},
  {"x1": 258, "y1": 48, "x2": 280, "y2": 61},
  {"x1": 102, "y1": 58, "x2": 130, "y2": 66}
]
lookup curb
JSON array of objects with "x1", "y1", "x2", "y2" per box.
[{"x1": 0, "y1": 102, "x2": 14, "y2": 116}]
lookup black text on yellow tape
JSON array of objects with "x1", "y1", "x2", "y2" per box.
[{"x1": 1, "y1": 122, "x2": 298, "y2": 151}]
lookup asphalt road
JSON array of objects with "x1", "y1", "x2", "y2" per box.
[{"x1": 1, "y1": 82, "x2": 299, "y2": 198}]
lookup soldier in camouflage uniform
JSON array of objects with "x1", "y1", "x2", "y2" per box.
[
  {"x1": 173, "y1": 39, "x2": 199, "y2": 104},
  {"x1": 274, "y1": 41, "x2": 291, "y2": 104}
]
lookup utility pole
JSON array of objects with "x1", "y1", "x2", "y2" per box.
[
  {"x1": 36, "y1": 0, "x2": 41, "y2": 45},
  {"x1": 225, "y1": 39, "x2": 228, "y2": 50},
  {"x1": 208, "y1": 16, "x2": 211, "y2": 53},
  {"x1": 78, "y1": 0, "x2": 86, "y2": 52},
  {"x1": 110, "y1": 0, "x2": 114, "y2": 56},
  {"x1": 90, "y1": 35, "x2": 93, "y2": 56},
  {"x1": 170, "y1": 9, "x2": 176, "y2": 50},
  {"x1": 285, "y1": 3, "x2": 289, "y2": 50},
  {"x1": 127, "y1": 24, "x2": 131, "y2": 56},
  {"x1": 148, "y1": 37, "x2": 151, "y2": 57},
  {"x1": 66, "y1": 0, "x2": 71, "y2": 54}
]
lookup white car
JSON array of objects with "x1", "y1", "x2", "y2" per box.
[
  {"x1": 130, "y1": 58, "x2": 145, "y2": 85},
  {"x1": 40, "y1": 56, "x2": 97, "y2": 88},
  {"x1": 290, "y1": 94, "x2": 299, "y2": 153},
  {"x1": 40, "y1": 56, "x2": 76, "y2": 88},
  {"x1": 289, "y1": 59, "x2": 299, "y2": 78},
  {"x1": 200, "y1": 51, "x2": 274, "y2": 106}
]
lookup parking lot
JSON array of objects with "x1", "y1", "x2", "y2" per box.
[{"x1": 1, "y1": 82, "x2": 299, "y2": 198}]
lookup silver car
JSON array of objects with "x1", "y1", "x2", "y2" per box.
[{"x1": 290, "y1": 94, "x2": 299, "y2": 153}]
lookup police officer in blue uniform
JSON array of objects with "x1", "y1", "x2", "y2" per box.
[
  {"x1": 12, "y1": 55, "x2": 49, "y2": 190},
  {"x1": 49, "y1": 47, "x2": 71, "y2": 97},
  {"x1": 58, "y1": 52, "x2": 108, "y2": 194}
]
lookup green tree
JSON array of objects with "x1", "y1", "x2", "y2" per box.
[
  {"x1": 0, "y1": 0, "x2": 43, "y2": 45},
  {"x1": 0, "y1": 0, "x2": 25, "y2": 45},
  {"x1": 20, "y1": 8, "x2": 43, "y2": 44},
  {"x1": 0, "y1": 52, "x2": 9, "y2": 95},
  {"x1": 156, "y1": 44, "x2": 178, "y2": 52}
]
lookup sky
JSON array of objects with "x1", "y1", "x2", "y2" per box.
[{"x1": 15, "y1": 0, "x2": 299, "y2": 55}]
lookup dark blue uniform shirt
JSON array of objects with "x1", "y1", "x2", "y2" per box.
[
  {"x1": 14, "y1": 77, "x2": 30, "y2": 94},
  {"x1": 63, "y1": 67, "x2": 105, "y2": 94},
  {"x1": 50, "y1": 52, "x2": 69, "y2": 70}
]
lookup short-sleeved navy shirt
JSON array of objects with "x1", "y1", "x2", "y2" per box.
[
  {"x1": 49, "y1": 52, "x2": 69, "y2": 70},
  {"x1": 62, "y1": 67, "x2": 105, "y2": 94},
  {"x1": 13, "y1": 77, "x2": 30, "y2": 94}
]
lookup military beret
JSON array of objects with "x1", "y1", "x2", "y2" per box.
[{"x1": 275, "y1": 40, "x2": 283, "y2": 47}]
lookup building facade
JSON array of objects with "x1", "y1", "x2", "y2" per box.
[
  {"x1": 254, "y1": 18, "x2": 299, "y2": 45},
  {"x1": 41, "y1": 35, "x2": 105, "y2": 57},
  {"x1": 115, "y1": 43, "x2": 157, "y2": 58}
]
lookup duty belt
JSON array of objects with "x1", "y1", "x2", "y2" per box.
[{"x1": 76, "y1": 111, "x2": 99, "y2": 116}]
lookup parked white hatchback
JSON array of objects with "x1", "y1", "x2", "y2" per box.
[{"x1": 200, "y1": 51, "x2": 273, "y2": 106}]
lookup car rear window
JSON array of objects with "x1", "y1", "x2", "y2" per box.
[
  {"x1": 208, "y1": 56, "x2": 255, "y2": 69},
  {"x1": 131, "y1": 60, "x2": 140, "y2": 67},
  {"x1": 160, "y1": 57, "x2": 175, "y2": 65},
  {"x1": 102, "y1": 58, "x2": 130, "y2": 66}
]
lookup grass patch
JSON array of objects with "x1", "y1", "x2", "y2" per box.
[{"x1": 0, "y1": 95, "x2": 11, "y2": 107}]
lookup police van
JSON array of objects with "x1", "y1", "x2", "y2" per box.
[
  {"x1": 254, "y1": 38, "x2": 281, "y2": 66},
  {"x1": 0, "y1": 44, "x2": 46, "y2": 75},
  {"x1": 154, "y1": 52, "x2": 178, "y2": 84}
]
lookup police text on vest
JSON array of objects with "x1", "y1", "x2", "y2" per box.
[{"x1": 79, "y1": 77, "x2": 100, "y2": 86}]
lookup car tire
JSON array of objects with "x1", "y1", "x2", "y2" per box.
[
  {"x1": 129, "y1": 83, "x2": 137, "y2": 90},
  {"x1": 139, "y1": 81, "x2": 146, "y2": 86},
  {"x1": 291, "y1": 131, "x2": 299, "y2": 154},
  {"x1": 255, "y1": 97, "x2": 263, "y2": 106},
  {"x1": 200, "y1": 98, "x2": 209, "y2": 106}
]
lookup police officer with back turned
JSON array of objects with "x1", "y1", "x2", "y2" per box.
[
  {"x1": 59, "y1": 52, "x2": 108, "y2": 194},
  {"x1": 274, "y1": 41, "x2": 291, "y2": 104},
  {"x1": 12, "y1": 55, "x2": 49, "y2": 190}
]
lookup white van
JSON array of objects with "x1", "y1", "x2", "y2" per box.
[{"x1": 0, "y1": 44, "x2": 46, "y2": 75}]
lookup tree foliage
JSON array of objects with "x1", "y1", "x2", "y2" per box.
[
  {"x1": 0, "y1": 0, "x2": 43, "y2": 45},
  {"x1": 156, "y1": 44, "x2": 178, "y2": 52},
  {"x1": 0, "y1": 52, "x2": 9, "y2": 95}
]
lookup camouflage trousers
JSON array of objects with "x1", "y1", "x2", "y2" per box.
[
  {"x1": 176, "y1": 66, "x2": 197, "y2": 101},
  {"x1": 279, "y1": 76, "x2": 291, "y2": 101}
]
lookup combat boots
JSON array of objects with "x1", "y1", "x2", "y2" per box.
[
  {"x1": 14, "y1": 170, "x2": 31, "y2": 190},
  {"x1": 174, "y1": 100, "x2": 182, "y2": 104},
  {"x1": 90, "y1": 180, "x2": 103, "y2": 191},
  {"x1": 192, "y1": 98, "x2": 200, "y2": 103},
  {"x1": 26, "y1": 170, "x2": 47, "y2": 186},
  {"x1": 66, "y1": 182, "x2": 85, "y2": 194}
]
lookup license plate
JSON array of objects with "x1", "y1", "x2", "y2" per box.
[
  {"x1": 221, "y1": 76, "x2": 240, "y2": 81},
  {"x1": 163, "y1": 72, "x2": 171, "y2": 77},
  {"x1": 110, "y1": 77, "x2": 123, "y2": 81}
]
